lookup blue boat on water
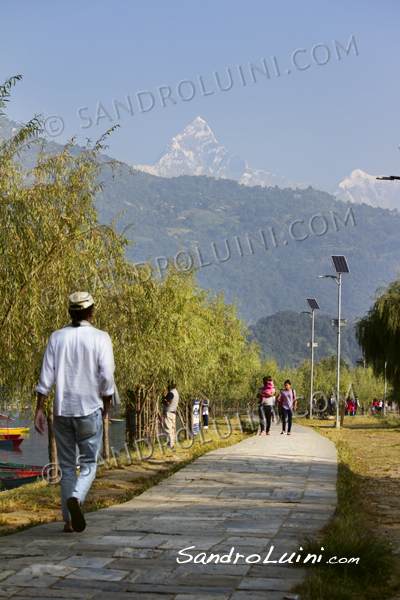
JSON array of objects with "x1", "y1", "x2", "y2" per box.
[{"x1": 0, "y1": 471, "x2": 43, "y2": 490}]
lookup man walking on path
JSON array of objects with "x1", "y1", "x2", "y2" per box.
[
  {"x1": 34, "y1": 292, "x2": 115, "y2": 533},
  {"x1": 162, "y1": 381, "x2": 179, "y2": 450}
]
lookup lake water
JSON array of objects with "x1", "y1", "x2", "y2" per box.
[{"x1": 0, "y1": 414, "x2": 127, "y2": 467}]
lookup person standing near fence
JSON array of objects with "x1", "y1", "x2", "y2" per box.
[
  {"x1": 329, "y1": 394, "x2": 335, "y2": 416},
  {"x1": 202, "y1": 396, "x2": 210, "y2": 429},
  {"x1": 162, "y1": 381, "x2": 179, "y2": 451},
  {"x1": 277, "y1": 380, "x2": 297, "y2": 435},
  {"x1": 34, "y1": 292, "x2": 114, "y2": 533}
]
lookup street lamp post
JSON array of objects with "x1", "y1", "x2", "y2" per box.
[
  {"x1": 299, "y1": 298, "x2": 320, "y2": 420},
  {"x1": 377, "y1": 158, "x2": 398, "y2": 418},
  {"x1": 318, "y1": 256, "x2": 350, "y2": 429},
  {"x1": 384, "y1": 361, "x2": 387, "y2": 417},
  {"x1": 336, "y1": 272, "x2": 342, "y2": 426}
]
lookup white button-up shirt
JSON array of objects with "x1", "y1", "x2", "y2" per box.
[{"x1": 35, "y1": 321, "x2": 115, "y2": 417}]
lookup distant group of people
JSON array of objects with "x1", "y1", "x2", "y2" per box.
[
  {"x1": 370, "y1": 398, "x2": 388, "y2": 415},
  {"x1": 345, "y1": 396, "x2": 361, "y2": 416},
  {"x1": 254, "y1": 380, "x2": 394, "y2": 424},
  {"x1": 315, "y1": 393, "x2": 364, "y2": 418},
  {"x1": 256, "y1": 376, "x2": 297, "y2": 435},
  {"x1": 256, "y1": 383, "x2": 372, "y2": 422},
  {"x1": 161, "y1": 385, "x2": 210, "y2": 451}
]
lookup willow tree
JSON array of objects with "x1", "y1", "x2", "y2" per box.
[
  {"x1": 96, "y1": 262, "x2": 261, "y2": 441},
  {"x1": 0, "y1": 77, "x2": 131, "y2": 460},
  {"x1": 355, "y1": 278, "x2": 400, "y2": 396}
]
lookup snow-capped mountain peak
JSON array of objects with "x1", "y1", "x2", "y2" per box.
[
  {"x1": 133, "y1": 117, "x2": 307, "y2": 189},
  {"x1": 335, "y1": 168, "x2": 400, "y2": 210}
]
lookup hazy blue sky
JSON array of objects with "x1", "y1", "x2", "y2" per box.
[{"x1": 2, "y1": 0, "x2": 399, "y2": 192}]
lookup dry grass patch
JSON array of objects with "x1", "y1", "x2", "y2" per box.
[{"x1": 292, "y1": 414, "x2": 400, "y2": 600}]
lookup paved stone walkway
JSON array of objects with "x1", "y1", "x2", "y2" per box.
[{"x1": 0, "y1": 423, "x2": 337, "y2": 600}]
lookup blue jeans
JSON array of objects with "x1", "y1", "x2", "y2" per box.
[
  {"x1": 53, "y1": 408, "x2": 103, "y2": 522},
  {"x1": 281, "y1": 407, "x2": 292, "y2": 433}
]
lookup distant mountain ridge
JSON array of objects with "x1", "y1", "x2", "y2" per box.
[
  {"x1": 4, "y1": 115, "x2": 399, "y2": 210},
  {"x1": 134, "y1": 117, "x2": 400, "y2": 208},
  {"x1": 133, "y1": 116, "x2": 308, "y2": 190}
]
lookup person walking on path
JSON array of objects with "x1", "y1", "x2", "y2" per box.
[
  {"x1": 34, "y1": 292, "x2": 115, "y2": 533},
  {"x1": 162, "y1": 381, "x2": 179, "y2": 450},
  {"x1": 202, "y1": 396, "x2": 210, "y2": 429},
  {"x1": 277, "y1": 380, "x2": 297, "y2": 435},
  {"x1": 256, "y1": 376, "x2": 275, "y2": 435}
]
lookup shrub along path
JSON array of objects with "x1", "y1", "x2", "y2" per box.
[{"x1": 0, "y1": 424, "x2": 337, "y2": 600}]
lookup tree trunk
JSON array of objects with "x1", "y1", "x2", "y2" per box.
[
  {"x1": 190, "y1": 400, "x2": 194, "y2": 434},
  {"x1": 150, "y1": 394, "x2": 159, "y2": 443},
  {"x1": 46, "y1": 407, "x2": 58, "y2": 466},
  {"x1": 125, "y1": 390, "x2": 137, "y2": 446},
  {"x1": 138, "y1": 386, "x2": 142, "y2": 440},
  {"x1": 103, "y1": 417, "x2": 109, "y2": 460}
]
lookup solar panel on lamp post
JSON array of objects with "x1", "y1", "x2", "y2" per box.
[
  {"x1": 299, "y1": 298, "x2": 320, "y2": 420},
  {"x1": 318, "y1": 255, "x2": 350, "y2": 428}
]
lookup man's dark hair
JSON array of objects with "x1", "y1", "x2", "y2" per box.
[
  {"x1": 168, "y1": 380, "x2": 177, "y2": 390},
  {"x1": 69, "y1": 304, "x2": 94, "y2": 327}
]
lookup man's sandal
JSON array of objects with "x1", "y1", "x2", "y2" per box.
[{"x1": 66, "y1": 497, "x2": 86, "y2": 533}]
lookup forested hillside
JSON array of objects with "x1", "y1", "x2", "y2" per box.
[
  {"x1": 249, "y1": 310, "x2": 360, "y2": 368},
  {"x1": 95, "y1": 168, "x2": 400, "y2": 323}
]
